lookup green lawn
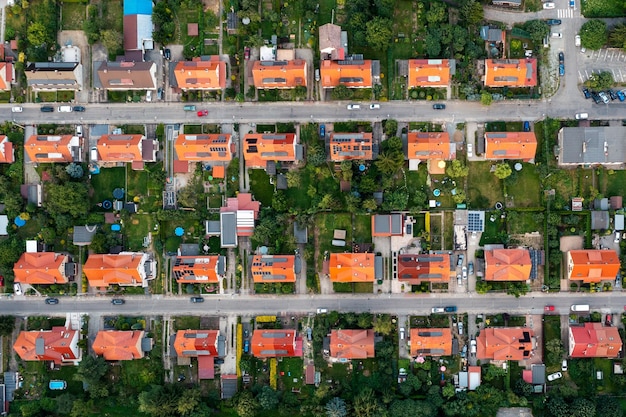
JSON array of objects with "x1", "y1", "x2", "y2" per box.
[
  {"x1": 278, "y1": 357, "x2": 304, "y2": 390},
  {"x1": 125, "y1": 214, "x2": 155, "y2": 251},
  {"x1": 479, "y1": 215, "x2": 507, "y2": 246},
  {"x1": 354, "y1": 214, "x2": 372, "y2": 243},
  {"x1": 249, "y1": 169, "x2": 274, "y2": 207},
  {"x1": 601, "y1": 169, "x2": 626, "y2": 197},
  {"x1": 506, "y1": 163, "x2": 542, "y2": 207},
  {"x1": 174, "y1": 316, "x2": 201, "y2": 330},
  {"x1": 90, "y1": 167, "x2": 126, "y2": 204},
  {"x1": 316, "y1": 212, "x2": 353, "y2": 269},
  {"x1": 467, "y1": 162, "x2": 504, "y2": 209},
  {"x1": 507, "y1": 210, "x2": 543, "y2": 234}
]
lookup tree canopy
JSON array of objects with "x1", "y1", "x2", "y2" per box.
[{"x1": 580, "y1": 19, "x2": 607, "y2": 50}]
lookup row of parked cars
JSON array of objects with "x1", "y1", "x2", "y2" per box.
[{"x1": 582, "y1": 87, "x2": 626, "y2": 103}]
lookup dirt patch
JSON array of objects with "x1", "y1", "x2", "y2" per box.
[
  {"x1": 510, "y1": 232, "x2": 543, "y2": 249},
  {"x1": 560, "y1": 235, "x2": 584, "y2": 252},
  {"x1": 202, "y1": 0, "x2": 220, "y2": 15}
]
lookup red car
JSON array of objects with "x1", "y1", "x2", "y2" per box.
[
  {"x1": 197, "y1": 110, "x2": 208, "y2": 117},
  {"x1": 0, "y1": 275, "x2": 4, "y2": 287},
  {"x1": 244, "y1": 47, "x2": 250, "y2": 60},
  {"x1": 544, "y1": 305, "x2": 555, "y2": 312}
]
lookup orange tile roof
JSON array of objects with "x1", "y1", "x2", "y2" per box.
[
  {"x1": 174, "y1": 330, "x2": 219, "y2": 357},
  {"x1": 83, "y1": 252, "x2": 151, "y2": 288},
  {"x1": 569, "y1": 322, "x2": 622, "y2": 358},
  {"x1": 407, "y1": 132, "x2": 452, "y2": 161},
  {"x1": 484, "y1": 58, "x2": 537, "y2": 87},
  {"x1": 397, "y1": 253, "x2": 452, "y2": 284},
  {"x1": 251, "y1": 329, "x2": 298, "y2": 358},
  {"x1": 243, "y1": 133, "x2": 297, "y2": 168},
  {"x1": 567, "y1": 250, "x2": 620, "y2": 283},
  {"x1": 0, "y1": 136, "x2": 14, "y2": 163},
  {"x1": 484, "y1": 249, "x2": 531, "y2": 282},
  {"x1": 329, "y1": 132, "x2": 373, "y2": 161},
  {"x1": 93, "y1": 330, "x2": 145, "y2": 361},
  {"x1": 251, "y1": 255, "x2": 296, "y2": 283},
  {"x1": 13, "y1": 252, "x2": 71, "y2": 285},
  {"x1": 13, "y1": 327, "x2": 80, "y2": 364},
  {"x1": 174, "y1": 133, "x2": 233, "y2": 162},
  {"x1": 484, "y1": 132, "x2": 537, "y2": 161},
  {"x1": 173, "y1": 256, "x2": 221, "y2": 284},
  {"x1": 407, "y1": 59, "x2": 451, "y2": 88},
  {"x1": 24, "y1": 135, "x2": 78, "y2": 163},
  {"x1": 321, "y1": 60, "x2": 372, "y2": 88},
  {"x1": 174, "y1": 57, "x2": 226, "y2": 90},
  {"x1": 0, "y1": 62, "x2": 12, "y2": 90},
  {"x1": 212, "y1": 165, "x2": 225, "y2": 178},
  {"x1": 476, "y1": 327, "x2": 534, "y2": 361},
  {"x1": 252, "y1": 60, "x2": 307, "y2": 89},
  {"x1": 329, "y1": 329, "x2": 375, "y2": 360},
  {"x1": 97, "y1": 134, "x2": 145, "y2": 162},
  {"x1": 410, "y1": 328, "x2": 452, "y2": 356},
  {"x1": 329, "y1": 253, "x2": 375, "y2": 282}
]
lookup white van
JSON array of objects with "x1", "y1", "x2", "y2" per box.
[
  {"x1": 11, "y1": 106, "x2": 23, "y2": 113},
  {"x1": 571, "y1": 304, "x2": 590, "y2": 312},
  {"x1": 90, "y1": 147, "x2": 98, "y2": 161},
  {"x1": 316, "y1": 308, "x2": 328, "y2": 314},
  {"x1": 575, "y1": 113, "x2": 588, "y2": 120},
  {"x1": 58, "y1": 106, "x2": 73, "y2": 113}
]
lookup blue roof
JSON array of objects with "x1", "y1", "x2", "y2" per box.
[{"x1": 124, "y1": 0, "x2": 153, "y2": 15}]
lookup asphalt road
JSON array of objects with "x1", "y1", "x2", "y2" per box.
[{"x1": 5, "y1": 292, "x2": 621, "y2": 316}]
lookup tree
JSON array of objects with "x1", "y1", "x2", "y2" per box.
[
  {"x1": 424, "y1": 28, "x2": 442, "y2": 57},
  {"x1": 257, "y1": 386, "x2": 279, "y2": 410},
  {"x1": 0, "y1": 316, "x2": 15, "y2": 336},
  {"x1": 571, "y1": 398, "x2": 596, "y2": 417},
  {"x1": 580, "y1": 19, "x2": 607, "y2": 50},
  {"x1": 608, "y1": 24, "x2": 626, "y2": 49},
  {"x1": 446, "y1": 160, "x2": 469, "y2": 178},
  {"x1": 494, "y1": 163, "x2": 512, "y2": 179},
  {"x1": 100, "y1": 29, "x2": 123, "y2": 55},
  {"x1": 596, "y1": 397, "x2": 622, "y2": 417},
  {"x1": 83, "y1": 5, "x2": 100, "y2": 44},
  {"x1": 357, "y1": 313, "x2": 373, "y2": 329},
  {"x1": 460, "y1": 0, "x2": 484, "y2": 25},
  {"x1": 65, "y1": 163, "x2": 84, "y2": 179},
  {"x1": 74, "y1": 355, "x2": 109, "y2": 388},
  {"x1": 0, "y1": 236, "x2": 24, "y2": 268},
  {"x1": 546, "y1": 396, "x2": 570, "y2": 417},
  {"x1": 545, "y1": 338, "x2": 564, "y2": 365},
  {"x1": 325, "y1": 397, "x2": 347, "y2": 417},
  {"x1": 513, "y1": 379, "x2": 534, "y2": 397},
  {"x1": 366, "y1": 17, "x2": 393, "y2": 50},
  {"x1": 382, "y1": 188, "x2": 408, "y2": 211},
  {"x1": 27, "y1": 22, "x2": 46, "y2": 46},
  {"x1": 44, "y1": 182, "x2": 89, "y2": 218},
  {"x1": 587, "y1": 71, "x2": 614, "y2": 90},
  {"x1": 307, "y1": 144, "x2": 327, "y2": 166},
  {"x1": 524, "y1": 20, "x2": 550, "y2": 45},
  {"x1": 177, "y1": 388, "x2": 202, "y2": 416},
  {"x1": 138, "y1": 384, "x2": 181, "y2": 417},
  {"x1": 353, "y1": 387, "x2": 384, "y2": 417},
  {"x1": 236, "y1": 391, "x2": 259, "y2": 417},
  {"x1": 481, "y1": 91, "x2": 493, "y2": 105},
  {"x1": 375, "y1": 152, "x2": 403, "y2": 175},
  {"x1": 384, "y1": 119, "x2": 398, "y2": 137}
]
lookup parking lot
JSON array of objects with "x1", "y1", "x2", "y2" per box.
[{"x1": 578, "y1": 48, "x2": 626, "y2": 84}]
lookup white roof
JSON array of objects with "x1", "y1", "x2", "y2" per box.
[
  {"x1": 0, "y1": 215, "x2": 7, "y2": 235},
  {"x1": 26, "y1": 240, "x2": 38, "y2": 253}
]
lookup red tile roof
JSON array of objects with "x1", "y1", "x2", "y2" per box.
[
  {"x1": 83, "y1": 252, "x2": 152, "y2": 288},
  {"x1": 93, "y1": 330, "x2": 145, "y2": 361},
  {"x1": 329, "y1": 132, "x2": 373, "y2": 161},
  {"x1": 397, "y1": 253, "x2": 452, "y2": 284},
  {"x1": 567, "y1": 250, "x2": 620, "y2": 283},
  {"x1": 13, "y1": 252, "x2": 71, "y2": 285},
  {"x1": 174, "y1": 330, "x2": 220, "y2": 357},
  {"x1": 321, "y1": 60, "x2": 372, "y2": 88},
  {"x1": 0, "y1": 136, "x2": 14, "y2": 163},
  {"x1": 97, "y1": 61, "x2": 156, "y2": 90},
  {"x1": 252, "y1": 60, "x2": 307, "y2": 88},
  {"x1": 476, "y1": 327, "x2": 534, "y2": 361},
  {"x1": 329, "y1": 253, "x2": 375, "y2": 282},
  {"x1": 173, "y1": 57, "x2": 226, "y2": 90},
  {"x1": 568, "y1": 322, "x2": 622, "y2": 358},
  {"x1": 406, "y1": 132, "x2": 452, "y2": 161},
  {"x1": 13, "y1": 327, "x2": 80, "y2": 364},
  {"x1": 251, "y1": 329, "x2": 299, "y2": 358},
  {"x1": 484, "y1": 249, "x2": 531, "y2": 282},
  {"x1": 174, "y1": 133, "x2": 233, "y2": 162},
  {"x1": 484, "y1": 132, "x2": 537, "y2": 161},
  {"x1": 24, "y1": 135, "x2": 78, "y2": 163},
  {"x1": 0, "y1": 62, "x2": 12, "y2": 91},
  {"x1": 173, "y1": 256, "x2": 221, "y2": 283},
  {"x1": 410, "y1": 328, "x2": 453, "y2": 356},
  {"x1": 243, "y1": 133, "x2": 297, "y2": 168},
  {"x1": 97, "y1": 134, "x2": 155, "y2": 163},
  {"x1": 329, "y1": 329, "x2": 375, "y2": 360},
  {"x1": 251, "y1": 255, "x2": 296, "y2": 283},
  {"x1": 484, "y1": 58, "x2": 537, "y2": 87},
  {"x1": 407, "y1": 59, "x2": 451, "y2": 88}
]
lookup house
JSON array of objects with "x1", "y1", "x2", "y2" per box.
[
  {"x1": 219, "y1": 193, "x2": 261, "y2": 248},
  {"x1": 483, "y1": 59, "x2": 537, "y2": 87},
  {"x1": 319, "y1": 23, "x2": 345, "y2": 60},
  {"x1": 371, "y1": 214, "x2": 404, "y2": 237},
  {"x1": 329, "y1": 253, "x2": 375, "y2": 283},
  {"x1": 0, "y1": 136, "x2": 14, "y2": 163},
  {"x1": 173, "y1": 330, "x2": 221, "y2": 357},
  {"x1": 13, "y1": 252, "x2": 76, "y2": 285},
  {"x1": 83, "y1": 252, "x2": 156, "y2": 288},
  {"x1": 407, "y1": 59, "x2": 452, "y2": 89},
  {"x1": 13, "y1": 326, "x2": 80, "y2": 364},
  {"x1": 397, "y1": 253, "x2": 452, "y2": 284},
  {"x1": 172, "y1": 57, "x2": 227, "y2": 91},
  {"x1": 25, "y1": 62, "x2": 81, "y2": 91},
  {"x1": 591, "y1": 211, "x2": 610, "y2": 230},
  {"x1": 250, "y1": 255, "x2": 296, "y2": 283},
  {"x1": 484, "y1": 132, "x2": 537, "y2": 162},
  {"x1": 0, "y1": 62, "x2": 13, "y2": 91},
  {"x1": 251, "y1": 329, "x2": 301, "y2": 358},
  {"x1": 569, "y1": 322, "x2": 622, "y2": 358},
  {"x1": 123, "y1": 0, "x2": 153, "y2": 51},
  {"x1": 557, "y1": 127, "x2": 626, "y2": 168},
  {"x1": 329, "y1": 329, "x2": 375, "y2": 361},
  {"x1": 329, "y1": 132, "x2": 373, "y2": 161},
  {"x1": 406, "y1": 132, "x2": 453, "y2": 171},
  {"x1": 173, "y1": 256, "x2": 225, "y2": 284},
  {"x1": 321, "y1": 59, "x2": 372, "y2": 89},
  {"x1": 24, "y1": 135, "x2": 81, "y2": 163},
  {"x1": 95, "y1": 61, "x2": 157, "y2": 90},
  {"x1": 566, "y1": 250, "x2": 620, "y2": 284},
  {"x1": 410, "y1": 328, "x2": 452, "y2": 357},
  {"x1": 476, "y1": 327, "x2": 534, "y2": 361},
  {"x1": 458, "y1": 366, "x2": 482, "y2": 391},
  {"x1": 93, "y1": 330, "x2": 146, "y2": 361},
  {"x1": 173, "y1": 133, "x2": 233, "y2": 173},
  {"x1": 243, "y1": 133, "x2": 299, "y2": 169},
  {"x1": 96, "y1": 134, "x2": 158, "y2": 169},
  {"x1": 484, "y1": 249, "x2": 531, "y2": 282},
  {"x1": 252, "y1": 59, "x2": 307, "y2": 89}
]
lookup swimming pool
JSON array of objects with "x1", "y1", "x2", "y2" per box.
[{"x1": 49, "y1": 380, "x2": 67, "y2": 390}]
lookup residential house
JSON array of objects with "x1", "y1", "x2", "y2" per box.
[
  {"x1": 251, "y1": 329, "x2": 301, "y2": 358},
  {"x1": 566, "y1": 250, "x2": 619, "y2": 283},
  {"x1": 250, "y1": 255, "x2": 296, "y2": 283},
  {"x1": 95, "y1": 61, "x2": 157, "y2": 90},
  {"x1": 406, "y1": 132, "x2": 452, "y2": 172},
  {"x1": 83, "y1": 252, "x2": 155, "y2": 288},
  {"x1": 484, "y1": 249, "x2": 531, "y2": 282},
  {"x1": 173, "y1": 133, "x2": 233, "y2": 173},
  {"x1": 252, "y1": 60, "x2": 307, "y2": 89},
  {"x1": 24, "y1": 135, "x2": 81, "y2": 163},
  {"x1": 123, "y1": 0, "x2": 153, "y2": 51},
  {"x1": 93, "y1": 330, "x2": 145, "y2": 361},
  {"x1": 407, "y1": 59, "x2": 452, "y2": 89},
  {"x1": 329, "y1": 253, "x2": 375, "y2": 283},
  {"x1": 243, "y1": 133, "x2": 298, "y2": 169},
  {"x1": 483, "y1": 59, "x2": 537, "y2": 87},
  {"x1": 173, "y1": 256, "x2": 225, "y2": 284},
  {"x1": 172, "y1": 57, "x2": 227, "y2": 91},
  {"x1": 321, "y1": 59, "x2": 372, "y2": 89},
  {"x1": 13, "y1": 252, "x2": 75, "y2": 285},
  {"x1": 329, "y1": 132, "x2": 373, "y2": 161},
  {"x1": 0, "y1": 136, "x2": 14, "y2": 163},
  {"x1": 319, "y1": 23, "x2": 345, "y2": 60},
  {"x1": 397, "y1": 253, "x2": 452, "y2": 284},
  {"x1": 484, "y1": 132, "x2": 537, "y2": 162},
  {"x1": 410, "y1": 328, "x2": 452, "y2": 357},
  {"x1": 25, "y1": 62, "x2": 81, "y2": 91},
  {"x1": 95, "y1": 134, "x2": 158, "y2": 170},
  {"x1": 557, "y1": 127, "x2": 626, "y2": 168},
  {"x1": 371, "y1": 214, "x2": 404, "y2": 237},
  {"x1": 13, "y1": 326, "x2": 80, "y2": 364},
  {"x1": 0, "y1": 62, "x2": 13, "y2": 91},
  {"x1": 219, "y1": 193, "x2": 261, "y2": 248},
  {"x1": 569, "y1": 322, "x2": 622, "y2": 358},
  {"x1": 476, "y1": 327, "x2": 534, "y2": 361},
  {"x1": 173, "y1": 330, "x2": 221, "y2": 357},
  {"x1": 329, "y1": 329, "x2": 375, "y2": 361}
]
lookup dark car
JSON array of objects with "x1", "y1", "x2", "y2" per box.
[
  {"x1": 582, "y1": 87, "x2": 592, "y2": 99},
  {"x1": 111, "y1": 299, "x2": 125, "y2": 305},
  {"x1": 444, "y1": 306, "x2": 457, "y2": 313},
  {"x1": 320, "y1": 124, "x2": 326, "y2": 138},
  {"x1": 558, "y1": 52, "x2": 564, "y2": 63},
  {"x1": 559, "y1": 64, "x2": 565, "y2": 76},
  {"x1": 73, "y1": 106, "x2": 86, "y2": 112},
  {"x1": 609, "y1": 90, "x2": 618, "y2": 101},
  {"x1": 546, "y1": 19, "x2": 562, "y2": 25},
  {"x1": 45, "y1": 298, "x2": 59, "y2": 305},
  {"x1": 41, "y1": 106, "x2": 54, "y2": 112},
  {"x1": 523, "y1": 121, "x2": 530, "y2": 132},
  {"x1": 214, "y1": 358, "x2": 225, "y2": 365},
  {"x1": 432, "y1": 103, "x2": 446, "y2": 110},
  {"x1": 591, "y1": 91, "x2": 602, "y2": 104},
  {"x1": 190, "y1": 296, "x2": 204, "y2": 303},
  {"x1": 157, "y1": 87, "x2": 163, "y2": 100},
  {"x1": 164, "y1": 48, "x2": 171, "y2": 60},
  {"x1": 0, "y1": 275, "x2": 4, "y2": 287}
]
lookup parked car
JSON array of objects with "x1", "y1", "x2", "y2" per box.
[
  {"x1": 111, "y1": 299, "x2": 125, "y2": 305},
  {"x1": 244, "y1": 329, "x2": 249, "y2": 338},
  {"x1": 561, "y1": 360, "x2": 568, "y2": 372},
  {"x1": 369, "y1": 103, "x2": 380, "y2": 110},
  {"x1": 73, "y1": 106, "x2": 86, "y2": 112},
  {"x1": 615, "y1": 231, "x2": 621, "y2": 243},
  {"x1": 543, "y1": 2, "x2": 555, "y2": 9},
  {"x1": 468, "y1": 262, "x2": 474, "y2": 275},
  {"x1": 13, "y1": 283, "x2": 22, "y2": 295},
  {"x1": 457, "y1": 322, "x2": 464, "y2": 335},
  {"x1": 197, "y1": 110, "x2": 209, "y2": 117},
  {"x1": 41, "y1": 106, "x2": 54, "y2": 112},
  {"x1": 444, "y1": 306, "x2": 457, "y2": 313},
  {"x1": 45, "y1": 298, "x2": 59, "y2": 305},
  {"x1": 569, "y1": 0, "x2": 575, "y2": 7},
  {"x1": 599, "y1": 91, "x2": 610, "y2": 104},
  {"x1": 315, "y1": 68, "x2": 320, "y2": 81},
  {"x1": 214, "y1": 358, "x2": 225, "y2": 365},
  {"x1": 319, "y1": 124, "x2": 326, "y2": 138},
  {"x1": 164, "y1": 48, "x2": 171, "y2": 60},
  {"x1": 545, "y1": 305, "x2": 555, "y2": 312},
  {"x1": 243, "y1": 340, "x2": 250, "y2": 353},
  {"x1": 157, "y1": 88, "x2": 163, "y2": 100},
  {"x1": 347, "y1": 104, "x2": 360, "y2": 110},
  {"x1": 58, "y1": 106, "x2": 73, "y2": 113},
  {"x1": 399, "y1": 327, "x2": 405, "y2": 340},
  {"x1": 609, "y1": 90, "x2": 619, "y2": 100},
  {"x1": 432, "y1": 103, "x2": 446, "y2": 110},
  {"x1": 546, "y1": 19, "x2": 561, "y2": 25},
  {"x1": 582, "y1": 87, "x2": 592, "y2": 99},
  {"x1": 467, "y1": 143, "x2": 473, "y2": 157},
  {"x1": 11, "y1": 106, "x2": 23, "y2": 113},
  {"x1": 606, "y1": 314, "x2": 613, "y2": 325},
  {"x1": 551, "y1": 32, "x2": 562, "y2": 39},
  {"x1": 470, "y1": 339, "x2": 477, "y2": 354},
  {"x1": 431, "y1": 307, "x2": 445, "y2": 313},
  {"x1": 548, "y1": 372, "x2": 562, "y2": 381},
  {"x1": 457, "y1": 254, "x2": 464, "y2": 266},
  {"x1": 523, "y1": 121, "x2": 530, "y2": 132},
  {"x1": 558, "y1": 52, "x2": 564, "y2": 63},
  {"x1": 316, "y1": 308, "x2": 328, "y2": 314},
  {"x1": 190, "y1": 296, "x2": 204, "y2": 303},
  {"x1": 575, "y1": 113, "x2": 588, "y2": 120},
  {"x1": 591, "y1": 92, "x2": 602, "y2": 104},
  {"x1": 183, "y1": 105, "x2": 196, "y2": 111},
  {"x1": 559, "y1": 64, "x2": 565, "y2": 76},
  {"x1": 575, "y1": 35, "x2": 581, "y2": 47},
  {"x1": 617, "y1": 90, "x2": 626, "y2": 102},
  {"x1": 457, "y1": 275, "x2": 462, "y2": 286},
  {"x1": 0, "y1": 275, "x2": 4, "y2": 287},
  {"x1": 462, "y1": 266, "x2": 467, "y2": 280},
  {"x1": 244, "y1": 47, "x2": 251, "y2": 60}
]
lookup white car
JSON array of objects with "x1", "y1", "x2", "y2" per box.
[
  {"x1": 561, "y1": 360, "x2": 568, "y2": 372},
  {"x1": 615, "y1": 232, "x2": 621, "y2": 243},
  {"x1": 547, "y1": 372, "x2": 562, "y2": 381},
  {"x1": 470, "y1": 339, "x2": 477, "y2": 354},
  {"x1": 369, "y1": 104, "x2": 380, "y2": 110},
  {"x1": 575, "y1": 113, "x2": 588, "y2": 120},
  {"x1": 543, "y1": 2, "x2": 555, "y2": 9},
  {"x1": 551, "y1": 32, "x2": 562, "y2": 38},
  {"x1": 462, "y1": 266, "x2": 468, "y2": 280},
  {"x1": 575, "y1": 35, "x2": 581, "y2": 47},
  {"x1": 11, "y1": 106, "x2": 23, "y2": 113},
  {"x1": 347, "y1": 104, "x2": 360, "y2": 110},
  {"x1": 467, "y1": 143, "x2": 473, "y2": 158},
  {"x1": 599, "y1": 91, "x2": 610, "y2": 104},
  {"x1": 431, "y1": 307, "x2": 445, "y2": 313},
  {"x1": 13, "y1": 283, "x2": 22, "y2": 296}
]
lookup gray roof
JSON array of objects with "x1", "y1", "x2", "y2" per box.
[
  {"x1": 594, "y1": 198, "x2": 609, "y2": 210},
  {"x1": 558, "y1": 127, "x2": 626, "y2": 166},
  {"x1": 373, "y1": 214, "x2": 403, "y2": 235},
  {"x1": 531, "y1": 364, "x2": 546, "y2": 385},
  {"x1": 73, "y1": 225, "x2": 98, "y2": 246},
  {"x1": 217, "y1": 255, "x2": 226, "y2": 275},
  {"x1": 375, "y1": 256, "x2": 383, "y2": 279},
  {"x1": 206, "y1": 220, "x2": 221, "y2": 235},
  {"x1": 180, "y1": 244, "x2": 200, "y2": 256},
  {"x1": 276, "y1": 174, "x2": 287, "y2": 190},
  {"x1": 141, "y1": 337, "x2": 153, "y2": 352},
  {"x1": 220, "y1": 212, "x2": 237, "y2": 247},
  {"x1": 294, "y1": 222, "x2": 308, "y2": 244},
  {"x1": 615, "y1": 214, "x2": 624, "y2": 231},
  {"x1": 591, "y1": 211, "x2": 610, "y2": 230}
]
